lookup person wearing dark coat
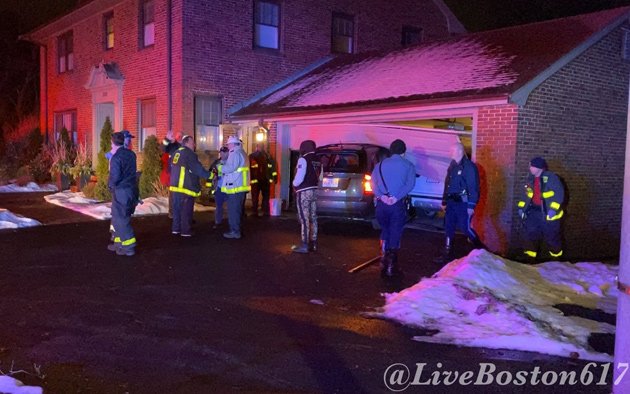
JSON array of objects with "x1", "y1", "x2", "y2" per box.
[
  {"x1": 291, "y1": 140, "x2": 321, "y2": 253},
  {"x1": 169, "y1": 135, "x2": 210, "y2": 237},
  {"x1": 107, "y1": 131, "x2": 139, "y2": 256},
  {"x1": 161, "y1": 131, "x2": 183, "y2": 218},
  {"x1": 370, "y1": 139, "x2": 416, "y2": 278},
  {"x1": 434, "y1": 142, "x2": 485, "y2": 265},
  {"x1": 517, "y1": 157, "x2": 565, "y2": 262},
  {"x1": 249, "y1": 143, "x2": 278, "y2": 216}
]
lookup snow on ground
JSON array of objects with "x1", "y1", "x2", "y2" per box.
[
  {"x1": 44, "y1": 191, "x2": 213, "y2": 220},
  {"x1": 372, "y1": 249, "x2": 618, "y2": 361},
  {"x1": 0, "y1": 182, "x2": 57, "y2": 193},
  {"x1": 0, "y1": 209, "x2": 41, "y2": 229},
  {"x1": 0, "y1": 375, "x2": 42, "y2": 394}
]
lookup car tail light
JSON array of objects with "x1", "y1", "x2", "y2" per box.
[{"x1": 363, "y1": 174, "x2": 372, "y2": 194}]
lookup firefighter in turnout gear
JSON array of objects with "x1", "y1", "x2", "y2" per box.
[
  {"x1": 434, "y1": 142, "x2": 485, "y2": 265},
  {"x1": 207, "y1": 146, "x2": 229, "y2": 229},
  {"x1": 107, "y1": 131, "x2": 139, "y2": 256},
  {"x1": 169, "y1": 135, "x2": 211, "y2": 237},
  {"x1": 249, "y1": 143, "x2": 278, "y2": 216},
  {"x1": 517, "y1": 157, "x2": 565, "y2": 261},
  {"x1": 221, "y1": 136, "x2": 250, "y2": 239}
]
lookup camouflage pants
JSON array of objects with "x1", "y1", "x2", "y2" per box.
[{"x1": 296, "y1": 189, "x2": 317, "y2": 244}]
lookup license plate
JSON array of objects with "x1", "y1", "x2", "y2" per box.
[{"x1": 322, "y1": 177, "x2": 339, "y2": 188}]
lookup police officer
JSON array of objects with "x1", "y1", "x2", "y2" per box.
[
  {"x1": 249, "y1": 143, "x2": 278, "y2": 216},
  {"x1": 517, "y1": 157, "x2": 565, "y2": 262},
  {"x1": 371, "y1": 139, "x2": 416, "y2": 277},
  {"x1": 107, "y1": 131, "x2": 139, "y2": 256},
  {"x1": 434, "y1": 142, "x2": 484, "y2": 264},
  {"x1": 221, "y1": 136, "x2": 250, "y2": 239},
  {"x1": 207, "y1": 146, "x2": 229, "y2": 229},
  {"x1": 169, "y1": 135, "x2": 210, "y2": 237}
]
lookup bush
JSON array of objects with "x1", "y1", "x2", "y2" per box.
[
  {"x1": 82, "y1": 181, "x2": 96, "y2": 199},
  {"x1": 23, "y1": 128, "x2": 43, "y2": 167},
  {"x1": 139, "y1": 135, "x2": 161, "y2": 198},
  {"x1": 94, "y1": 117, "x2": 113, "y2": 201},
  {"x1": 29, "y1": 149, "x2": 52, "y2": 184},
  {"x1": 15, "y1": 165, "x2": 31, "y2": 186}
]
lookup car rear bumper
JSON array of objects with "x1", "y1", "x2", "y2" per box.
[
  {"x1": 316, "y1": 198, "x2": 374, "y2": 218},
  {"x1": 410, "y1": 195, "x2": 443, "y2": 212}
]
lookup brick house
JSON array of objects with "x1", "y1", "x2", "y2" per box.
[
  {"x1": 21, "y1": 0, "x2": 463, "y2": 166},
  {"x1": 229, "y1": 7, "x2": 630, "y2": 259}
]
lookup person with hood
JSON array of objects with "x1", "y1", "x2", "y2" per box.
[
  {"x1": 517, "y1": 157, "x2": 565, "y2": 262},
  {"x1": 107, "y1": 131, "x2": 139, "y2": 256},
  {"x1": 291, "y1": 140, "x2": 321, "y2": 253},
  {"x1": 169, "y1": 135, "x2": 210, "y2": 237},
  {"x1": 221, "y1": 136, "x2": 250, "y2": 239},
  {"x1": 434, "y1": 142, "x2": 485, "y2": 265},
  {"x1": 370, "y1": 139, "x2": 416, "y2": 278}
]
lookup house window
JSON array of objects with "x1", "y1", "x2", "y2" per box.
[
  {"x1": 141, "y1": 0, "x2": 155, "y2": 47},
  {"x1": 402, "y1": 26, "x2": 422, "y2": 47},
  {"x1": 104, "y1": 12, "x2": 114, "y2": 49},
  {"x1": 254, "y1": 0, "x2": 280, "y2": 49},
  {"x1": 332, "y1": 13, "x2": 354, "y2": 54},
  {"x1": 139, "y1": 98, "x2": 156, "y2": 150},
  {"x1": 195, "y1": 96, "x2": 222, "y2": 152},
  {"x1": 57, "y1": 31, "x2": 74, "y2": 73},
  {"x1": 53, "y1": 110, "x2": 78, "y2": 144}
]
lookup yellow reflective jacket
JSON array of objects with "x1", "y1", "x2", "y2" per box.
[
  {"x1": 517, "y1": 170, "x2": 565, "y2": 221},
  {"x1": 221, "y1": 146, "x2": 251, "y2": 194}
]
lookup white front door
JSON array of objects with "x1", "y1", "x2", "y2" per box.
[{"x1": 94, "y1": 103, "x2": 115, "y2": 166}]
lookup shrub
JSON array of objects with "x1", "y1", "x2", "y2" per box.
[
  {"x1": 15, "y1": 165, "x2": 32, "y2": 186},
  {"x1": 82, "y1": 181, "x2": 96, "y2": 199},
  {"x1": 151, "y1": 178, "x2": 169, "y2": 198},
  {"x1": 23, "y1": 128, "x2": 43, "y2": 167},
  {"x1": 48, "y1": 138, "x2": 73, "y2": 178},
  {"x1": 94, "y1": 117, "x2": 113, "y2": 201},
  {"x1": 139, "y1": 135, "x2": 161, "y2": 198},
  {"x1": 29, "y1": 149, "x2": 52, "y2": 184},
  {"x1": 69, "y1": 143, "x2": 92, "y2": 180}
]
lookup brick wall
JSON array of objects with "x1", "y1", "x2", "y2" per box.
[{"x1": 515, "y1": 26, "x2": 630, "y2": 259}]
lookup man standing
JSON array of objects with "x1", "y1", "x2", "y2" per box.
[
  {"x1": 161, "y1": 131, "x2": 184, "y2": 218},
  {"x1": 107, "y1": 131, "x2": 139, "y2": 256},
  {"x1": 249, "y1": 143, "x2": 278, "y2": 216},
  {"x1": 434, "y1": 142, "x2": 485, "y2": 265},
  {"x1": 517, "y1": 157, "x2": 565, "y2": 262},
  {"x1": 371, "y1": 139, "x2": 416, "y2": 278},
  {"x1": 169, "y1": 135, "x2": 210, "y2": 237},
  {"x1": 221, "y1": 136, "x2": 250, "y2": 239},
  {"x1": 291, "y1": 140, "x2": 320, "y2": 253},
  {"x1": 207, "y1": 146, "x2": 229, "y2": 229}
]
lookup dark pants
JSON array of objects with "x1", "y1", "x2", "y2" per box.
[
  {"x1": 251, "y1": 181, "x2": 270, "y2": 214},
  {"x1": 111, "y1": 187, "x2": 136, "y2": 250},
  {"x1": 445, "y1": 201, "x2": 481, "y2": 244},
  {"x1": 214, "y1": 189, "x2": 227, "y2": 224},
  {"x1": 296, "y1": 189, "x2": 317, "y2": 244},
  {"x1": 376, "y1": 198, "x2": 406, "y2": 250},
  {"x1": 522, "y1": 209, "x2": 562, "y2": 257},
  {"x1": 227, "y1": 192, "x2": 247, "y2": 234},
  {"x1": 172, "y1": 192, "x2": 195, "y2": 235}
]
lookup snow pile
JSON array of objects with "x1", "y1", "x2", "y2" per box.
[
  {"x1": 0, "y1": 209, "x2": 41, "y2": 229},
  {"x1": 44, "y1": 191, "x2": 213, "y2": 220},
  {"x1": 0, "y1": 182, "x2": 57, "y2": 193},
  {"x1": 373, "y1": 249, "x2": 617, "y2": 361},
  {"x1": 0, "y1": 375, "x2": 42, "y2": 394}
]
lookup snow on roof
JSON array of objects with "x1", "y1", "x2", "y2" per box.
[{"x1": 233, "y1": 6, "x2": 630, "y2": 117}]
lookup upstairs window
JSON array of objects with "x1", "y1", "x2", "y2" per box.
[
  {"x1": 254, "y1": 1, "x2": 280, "y2": 49},
  {"x1": 195, "y1": 96, "x2": 222, "y2": 152},
  {"x1": 57, "y1": 31, "x2": 74, "y2": 73},
  {"x1": 104, "y1": 12, "x2": 114, "y2": 49},
  {"x1": 142, "y1": 0, "x2": 155, "y2": 47},
  {"x1": 402, "y1": 26, "x2": 422, "y2": 47},
  {"x1": 332, "y1": 13, "x2": 354, "y2": 54},
  {"x1": 139, "y1": 98, "x2": 156, "y2": 150}
]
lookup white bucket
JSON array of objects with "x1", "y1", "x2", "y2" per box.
[{"x1": 270, "y1": 198, "x2": 282, "y2": 216}]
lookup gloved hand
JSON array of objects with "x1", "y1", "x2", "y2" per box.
[
  {"x1": 518, "y1": 209, "x2": 525, "y2": 219},
  {"x1": 547, "y1": 209, "x2": 557, "y2": 218},
  {"x1": 467, "y1": 208, "x2": 474, "y2": 217}
]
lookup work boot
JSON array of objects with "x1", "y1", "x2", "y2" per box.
[
  {"x1": 308, "y1": 240, "x2": 317, "y2": 252},
  {"x1": 107, "y1": 243, "x2": 119, "y2": 252},
  {"x1": 433, "y1": 237, "x2": 453, "y2": 265},
  {"x1": 116, "y1": 246, "x2": 135, "y2": 256},
  {"x1": 382, "y1": 249, "x2": 403, "y2": 279},
  {"x1": 291, "y1": 243, "x2": 309, "y2": 254},
  {"x1": 223, "y1": 231, "x2": 242, "y2": 239}
]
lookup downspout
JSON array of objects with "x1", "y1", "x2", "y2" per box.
[
  {"x1": 167, "y1": 0, "x2": 173, "y2": 131},
  {"x1": 38, "y1": 44, "x2": 49, "y2": 144}
]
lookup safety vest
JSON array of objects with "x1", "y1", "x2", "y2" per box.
[{"x1": 221, "y1": 166, "x2": 251, "y2": 194}]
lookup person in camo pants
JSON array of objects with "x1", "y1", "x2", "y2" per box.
[{"x1": 291, "y1": 140, "x2": 321, "y2": 254}]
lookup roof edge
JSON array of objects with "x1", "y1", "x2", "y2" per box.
[
  {"x1": 510, "y1": 9, "x2": 630, "y2": 106},
  {"x1": 227, "y1": 55, "x2": 335, "y2": 117}
]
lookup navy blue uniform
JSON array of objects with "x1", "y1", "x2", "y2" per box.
[{"x1": 109, "y1": 147, "x2": 138, "y2": 252}]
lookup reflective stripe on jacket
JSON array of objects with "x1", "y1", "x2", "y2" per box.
[
  {"x1": 169, "y1": 147, "x2": 211, "y2": 197},
  {"x1": 517, "y1": 170, "x2": 565, "y2": 221},
  {"x1": 221, "y1": 147, "x2": 251, "y2": 194}
]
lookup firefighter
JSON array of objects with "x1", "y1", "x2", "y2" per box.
[
  {"x1": 249, "y1": 143, "x2": 278, "y2": 216},
  {"x1": 161, "y1": 131, "x2": 184, "y2": 218},
  {"x1": 169, "y1": 135, "x2": 210, "y2": 237},
  {"x1": 517, "y1": 157, "x2": 565, "y2": 262},
  {"x1": 107, "y1": 131, "x2": 139, "y2": 256},
  {"x1": 207, "y1": 146, "x2": 229, "y2": 229},
  {"x1": 221, "y1": 136, "x2": 250, "y2": 239},
  {"x1": 434, "y1": 142, "x2": 485, "y2": 265}
]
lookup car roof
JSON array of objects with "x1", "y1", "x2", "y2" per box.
[{"x1": 315, "y1": 143, "x2": 387, "y2": 153}]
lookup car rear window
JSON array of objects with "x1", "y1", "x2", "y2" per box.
[{"x1": 317, "y1": 152, "x2": 361, "y2": 173}]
